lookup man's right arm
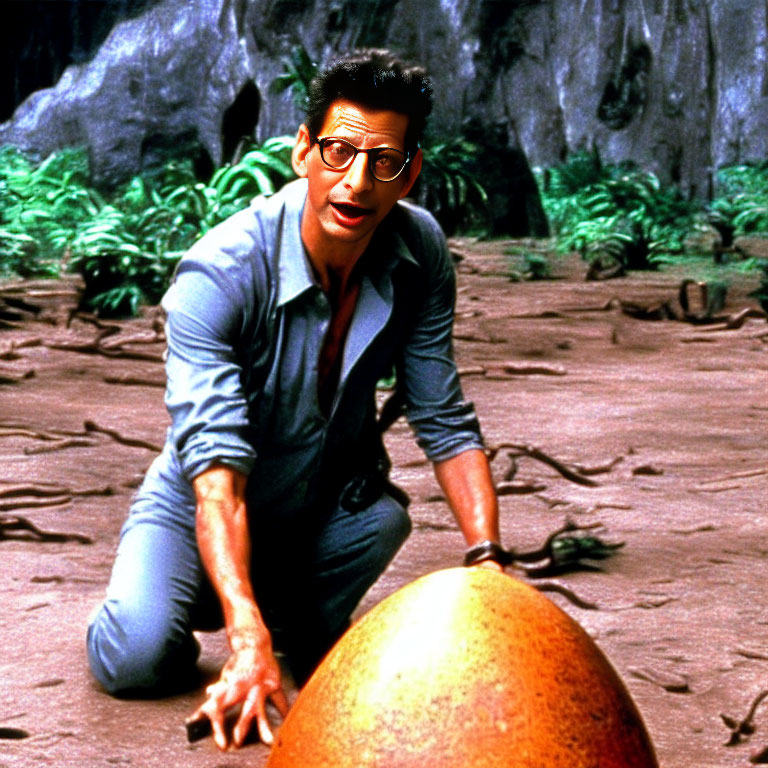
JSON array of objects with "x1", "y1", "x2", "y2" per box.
[{"x1": 187, "y1": 465, "x2": 288, "y2": 750}]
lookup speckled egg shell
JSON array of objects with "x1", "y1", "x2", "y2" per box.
[{"x1": 267, "y1": 567, "x2": 658, "y2": 768}]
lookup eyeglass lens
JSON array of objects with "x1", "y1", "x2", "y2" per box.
[{"x1": 319, "y1": 138, "x2": 407, "y2": 181}]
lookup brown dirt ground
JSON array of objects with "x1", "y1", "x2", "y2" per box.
[{"x1": 1, "y1": 243, "x2": 767, "y2": 768}]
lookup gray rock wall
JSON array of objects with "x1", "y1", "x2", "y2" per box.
[{"x1": 2, "y1": 0, "x2": 766, "y2": 202}]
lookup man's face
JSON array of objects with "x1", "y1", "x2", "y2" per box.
[{"x1": 292, "y1": 99, "x2": 422, "y2": 261}]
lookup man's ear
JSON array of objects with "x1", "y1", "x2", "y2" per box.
[
  {"x1": 292, "y1": 125, "x2": 312, "y2": 178},
  {"x1": 398, "y1": 148, "x2": 423, "y2": 200}
]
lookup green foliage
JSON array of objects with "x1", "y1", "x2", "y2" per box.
[
  {"x1": 417, "y1": 139, "x2": 490, "y2": 236},
  {"x1": 208, "y1": 136, "x2": 295, "y2": 224},
  {"x1": 1, "y1": 138, "x2": 296, "y2": 316},
  {"x1": 751, "y1": 261, "x2": 768, "y2": 312},
  {"x1": 67, "y1": 205, "x2": 178, "y2": 316},
  {"x1": 708, "y1": 163, "x2": 768, "y2": 244},
  {"x1": 0, "y1": 146, "x2": 100, "y2": 277},
  {"x1": 269, "y1": 44, "x2": 319, "y2": 109},
  {"x1": 538, "y1": 151, "x2": 695, "y2": 270},
  {"x1": 504, "y1": 244, "x2": 553, "y2": 281}
]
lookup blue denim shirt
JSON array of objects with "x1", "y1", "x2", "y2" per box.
[{"x1": 135, "y1": 179, "x2": 483, "y2": 526}]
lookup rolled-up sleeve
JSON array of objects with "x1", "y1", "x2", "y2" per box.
[
  {"x1": 399, "y1": 213, "x2": 484, "y2": 462},
  {"x1": 163, "y1": 251, "x2": 256, "y2": 482}
]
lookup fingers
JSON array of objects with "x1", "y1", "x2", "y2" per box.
[
  {"x1": 188, "y1": 680, "x2": 236, "y2": 751},
  {"x1": 233, "y1": 683, "x2": 288, "y2": 747}
]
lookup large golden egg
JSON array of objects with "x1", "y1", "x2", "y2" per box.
[{"x1": 267, "y1": 568, "x2": 658, "y2": 768}]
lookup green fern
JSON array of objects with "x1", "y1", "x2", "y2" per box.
[
  {"x1": 269, "y1": 44, "x2": 319, "y2": 109},
  {"x1": 539, "y1": 154, "x2": 694, "y2": 270},
  {"x1": 417, "y1": 139, "x2": 490, "y2": 236}
]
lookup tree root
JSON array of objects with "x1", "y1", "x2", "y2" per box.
[
  {"x1": 24, "y1": 438, "x2": 98, "y2": 455},
  {"x1": 0, "y1": 727, "x2": 29, "y2": 740},
  {"x1": 0, "y1": 495, "x2": 72, "y2": 511},
  {"x1": 572, "y1": 456, "x2": 625, "y2": 476},
  {"x1": 0, "y1": 365, "x2": 35, "y2": 384},
  {"x1": 696, "y1": 468, "x2": 768, "y2": 486},
  {"x1": 0, "y1": 514, "x2": 92, "y2": 544},
  {"x1": 488, "y1": 362, "x2": 567, "y2": 377},
  {"x1": 496, "y1": 480, "x2": 548, "y2": 495},
  {"x1": 103, "y1": 374, "x2": 166, "y2": 388},
  {"x1": 486, "y1": 442, "x2": 600, "y2": 487},
  {"x1": 42, "y1": 339, "x2": 164, "y2": 362},
  {"x1": 0, "y1": 337, "x2": 42, "y2": 360},
  {"x1": 457, "y1": 365, "x2": 487, "y2": 377},
  {"x1": 721, "y1": 688, "x2": 768, "y2": 746},
  {"x1": 0, "y1": 483, "x2": 112, "y2": 499},
  {"x1": 83, "y1": 420, "x2": 163, "y2": 452},
  {"x1": 698, "y1": 306, "x2": 767, "y2": 332},
  {"x1": 535, "y1": 583, "x2": 599, "y2": 610},
  {"x1": 0, "y1": 420, "x2": 163, "y2": 453}
]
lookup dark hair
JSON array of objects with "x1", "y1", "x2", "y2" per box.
[{"x1": 305, "y1": 49, "x2": 433, "y2": 155}]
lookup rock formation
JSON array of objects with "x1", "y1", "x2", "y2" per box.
[{"x1": 2, "y1": 0, "x2": 766, "y2": 227}]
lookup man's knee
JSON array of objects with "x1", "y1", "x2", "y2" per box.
[
  {"x1": 364, "y1": 493, "x2": 411, "y2": 568},
  {"x1": 378, "y1": 493, "x2": 411, "y2": 544},
  {"x1": 87, "y1": 599, "x2": 198, "y2": 696}
]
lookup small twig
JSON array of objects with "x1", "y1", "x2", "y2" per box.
[
  {"x1": 698, "y1": 468, "x2": 768, "y2": 485},
  {"x1": 457, "y1": 365, "x2": 487, "y2": 377},
  {"x1": 496, "y1": 480, "x2": 547, "y2": 495},
  {"x1": 84, "y1": 421, "x2": 163, "y2": 452},
  {"x1": 488, "y1": 362, "x2": 567, "y2": 377},
  {"x1": 505, "y1": 311, "x2": 569, "y2": 319},
  {"x1": 23, "y1": 438, "x2": 98, "y2": 455},
  {"x1": 722, "y1": 688, "x2": 768, "y2": 746},
  {"x1": 99, "y1": 330, "x2": 164, "y2": 348},
  {"x1": 0, "y1": 496, "x2": 71, "y2": 512},
  {"x1": 0, "y1": 514, "x2": 92, "y2": 544},
  {"x1": 487, "y1": 442, "x2": 600, "y2": 487},
  {"x1": 0, "y1": 483, "x2": 112, "y2": 499},
  {"x1": 23, "y1": 438, "x2": 97, "y2": 455},
  {"x1": 0, "y1": 727, "x2": 29, "y2": 740},
  {"x1": 535, "y1": 583, "x2": 600, "y2": 610},
  {"x1": 43, "y1": 339, "x2": 164, "y2": 362},
  {"x1": 0, "y1": 367, "x2": 35, "y2": 384},
  {"x1": 573, "y1": 456, "x2": 625, "y2": 476},
  {"x1": 699, "y1": 307, "x2": 767, "y2": 332},
  {"x1": 103, "y1": 374, "x2": 165, "y2": 388},
  {"x1": 452, "y1": 332, "x2": 506, "y2": 344}
]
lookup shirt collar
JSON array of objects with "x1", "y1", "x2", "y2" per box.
[{"x1": 276, "y1": 179, "x2": 317, "y2": 307}]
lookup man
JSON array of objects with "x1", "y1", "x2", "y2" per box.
[{"x1": 87, "y1": 49, "x2": 502, "y2": 751}]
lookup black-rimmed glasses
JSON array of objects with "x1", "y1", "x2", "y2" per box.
[{"x1": 313, "y1": 136, "x2": 410, "y2": 182}]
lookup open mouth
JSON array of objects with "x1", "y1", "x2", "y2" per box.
[{"x1": 331, "y1": 202, "x2": 374, "y2": 224}]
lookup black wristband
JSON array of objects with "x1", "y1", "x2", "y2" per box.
[{"x1": 463, "y1": 540, "x2": 512, "y2": 567}]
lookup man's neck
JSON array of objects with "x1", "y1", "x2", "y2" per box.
[{"x1": 300, "y1": 208, "x2": 375, "y2": 294}]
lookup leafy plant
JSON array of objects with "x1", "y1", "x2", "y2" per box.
[
  {"x1": 504, "y1": 244, "x2": 553, "y2": 281},
  {"x1": 750, "y1": 260, "x2": 768, "y2": 312},
  {"x1": 0, "y1": 145, "x2": 99, "y2": 277},
  {"x1": 539, "y1": 152, "x2": 695, "y2": 270},
  {"x1": 416, "y1": 139, "x2": 490, "y2": 236},
  {"x1": 708, "y1": 163, "x2": 768, "y2": 243},
  {"x1": 269, "y1": 44, "x2": 319, "y2": 109},
  {"x1": 65, "y1": 205, "x2": 174, "y2": 315},
  {"x1": 208, "y1": 135, "x2": 295, "y2": 224}
]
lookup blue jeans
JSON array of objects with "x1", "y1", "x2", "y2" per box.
[{"x1": 86, "y1": 491, "x2": 410, "y2": 694}]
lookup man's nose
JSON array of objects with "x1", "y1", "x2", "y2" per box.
[{"x1": 343, "y1": 152, "x2": 373, "y2": 192}]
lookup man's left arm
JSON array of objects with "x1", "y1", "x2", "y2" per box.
[{"x1": 433, "y1": 448, "x2": 504, "y2": 572}]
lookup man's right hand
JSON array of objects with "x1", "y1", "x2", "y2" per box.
[
  {"x1": 187, "y1": 626, "x2": 289, "y2": 750},
  {"x1": 191, "y1": 465, "x2": 290, "y2": 750}
]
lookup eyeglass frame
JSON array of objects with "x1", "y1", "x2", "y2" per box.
[{"x1": 310, "y1": 135, "x2": 412, "y2": 182}]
